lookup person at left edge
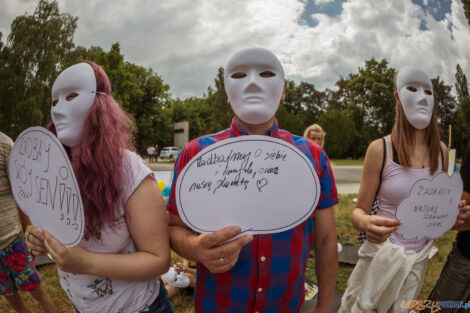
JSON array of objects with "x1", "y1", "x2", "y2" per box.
[
  {"x1": 24, "y1": 61, "x2": 173, "y2": 313},
  {"x1": 167, "y1": 47, "x2": 338, "y2": 313}
]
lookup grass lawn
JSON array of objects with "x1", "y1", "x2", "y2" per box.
[{"x1": 0, "y1": 194, "x2": 456, "y2": 312}]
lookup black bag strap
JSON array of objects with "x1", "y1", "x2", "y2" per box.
[{"x1": 375, "y1": 137, "x2": 386, "y2": 197}]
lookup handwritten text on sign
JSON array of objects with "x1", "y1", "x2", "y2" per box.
[
  {"x1": 395, "y1": 172, "x2": 462, "y2": 241},
  {"x1": 175, "y1": 136, "x2": 320, "y2": 234},
  {"x1": 9, "y1": 127, "x2": 84, "y2": 246}
]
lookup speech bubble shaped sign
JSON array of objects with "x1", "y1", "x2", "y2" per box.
[
  {"x1": 395, "y1": 172, "x2": 463, "y2": 241},
  {"x1": 175, "y1": 135, "x2": 320, "y2": 234},
  {"x1": 8, "y1": 127, "x2": 84, "y2": 246}
]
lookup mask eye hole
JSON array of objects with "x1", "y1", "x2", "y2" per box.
[
  {"x1": 231, "y1": 72, "x2": 246, "y2": 79},
  {"x1": 260, "y1": 71, "x2": 276, "y2": 78},
  {"x1": 424, "y1": 89, "x2": 432, "y2": 95},
  {"x1": 66, "y1": 92, "x2": 79, "y2": 101},
  {"x1": 52, "y1": 99, "x2": 58, "y2": 107},
  {"x1": 406, "y1": 86, "x2": 417, "y2": 92}
]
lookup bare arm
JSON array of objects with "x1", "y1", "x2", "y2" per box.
[
  {"x1": 43, "y1": 176, "x2": 171, "y2": 281},
  {"x1": 311, "y1": 207, "x2": 337, "y2": 313},
  {"x1": 351, "y1": 138, "x2": 401, "y2": 243},
  {"x1": 168, "y1": 212, "x2": 253, "y2": 273}
]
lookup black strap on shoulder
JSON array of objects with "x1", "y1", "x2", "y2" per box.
[
  {"x1": 440, "y1": 146, "x2": 445, "y2": 171},
  {"x1": 375, "y1": 137, "x2": 386, "y2": 197},
  {"x1": 391, "y1": 139, "x2": 400, "y2": 165}
]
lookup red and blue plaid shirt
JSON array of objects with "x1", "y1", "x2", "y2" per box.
[{"x1": 167, "y1": 118, "x2": 338, "y2": 313}]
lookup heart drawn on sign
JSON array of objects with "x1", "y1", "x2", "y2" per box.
[{"x1": 256, "y1": 178, "x2": 268, "y2": 192}]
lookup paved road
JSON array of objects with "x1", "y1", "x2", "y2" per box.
[{"x1": 148, "y1": 162, "x2": 363, "y2": 194}]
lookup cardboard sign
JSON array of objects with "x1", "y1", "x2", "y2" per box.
[
  {"x1": 8, "y1": 127, "x2": 84, "y2": 246},
  {"x1": 395, "y1": 172, "x2": 462, "y2": 241},
  {"x1": 175, "y1": 136, "x2": 320, "y2": 234}
]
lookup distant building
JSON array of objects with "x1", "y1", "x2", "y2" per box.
[{"x1": 174, "y1": 121, "x2": 189, "y2": 149}]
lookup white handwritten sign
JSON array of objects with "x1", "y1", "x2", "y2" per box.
[
  {"x1": 395, "y1": 172, "x2": 462, "y2": 241},
  {"x1": 8, "y1": 127, "x2": 84, "y2": 246},
  {"x1": 175, "y1": 136, "x2": 320, "y2": 234}
]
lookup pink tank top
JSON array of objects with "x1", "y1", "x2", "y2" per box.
[{"x1": 377, "y1": 138, "x2": 442, "y2": 252}]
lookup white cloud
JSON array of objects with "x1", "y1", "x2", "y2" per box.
[{"x1": 0, "y1": 0, "x2": 469, "y2": 98}]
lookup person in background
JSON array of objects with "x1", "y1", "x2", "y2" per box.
[
  {"x1": 303, "y1": 123, "x2": 325, "y2": 148},
  {"x1": 0, "y1": 131, "x2": 57, "y2": 313},
  {"x1": 422, "y1": 141, "x2": 470, "y2": 313},
  {"x1": 25, "y1": 61, "x2": 172, "y2": 313}
]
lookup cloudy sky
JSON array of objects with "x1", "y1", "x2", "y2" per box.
[{"x1": 1, "y1": 0, "x2": 469, "y2": 99}]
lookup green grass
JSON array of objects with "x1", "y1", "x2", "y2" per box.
[
  {"x1": 331, "y1": 159, "x2": 364, "y2": 166},
  {"x1": 0, "y1": 194, "x2": 455, "y2": 311}
]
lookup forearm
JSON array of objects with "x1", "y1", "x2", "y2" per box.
[
  {"x1": 169, "y1": 225, "x2": 200, "y2": 261},
  {"x1": 314, "y1": 237, "x2": 338, "y2": 311},
  {"x1": 352, "y1": 208, "x2": 369, "y2": 232},
  {"x1": 84, "y1": 250, "x2": 170, "y2": 281}
]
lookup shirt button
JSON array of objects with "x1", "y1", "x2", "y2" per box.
[
  {"x1": 258, "y1": 288, "x2": 263, "y2": 292},
  {"x1": 260, "y1": 256, "x2": 266, "y2": 261}
]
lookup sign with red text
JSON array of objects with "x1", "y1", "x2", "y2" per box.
[
  {"x1": 8, "y1": 127, "x2": 84, "y2": 246},
  {"x1": 395, "y1": 172, "x2": 462, "y2": 241},
  {"x1": 175, "y1": 136, "x2": 320, "y2": 234}
]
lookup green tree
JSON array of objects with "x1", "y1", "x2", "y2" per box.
[
  {"x1": 348, "y1": 58, "x2": 396, "y2": 136},
  {"x1": 431, "y1": 76, "x2": 457, "y2": 147},
  {"x1": 0, "y1": 0, "x2": 77, "y2": 139},
  {"x1": 454, "y1": 64, "x2": 470, "y2": 156},
  {"x1": 207, "y1": 67, "x2": 232, "y2": 132},
  {"x1": 318, "y1": 110, "x2": 356, "y2": 158},
  {"x1": 462, "y1": 0, "x2": 470, "y2": 26}
]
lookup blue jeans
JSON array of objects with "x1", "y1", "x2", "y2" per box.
[{"x1": 74, "y1": 278, "x2": 174, "y2": 313}]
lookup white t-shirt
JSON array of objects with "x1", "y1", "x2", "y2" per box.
[{"x1": 59, "y1": 150, "x2": 160, "y2": 313}]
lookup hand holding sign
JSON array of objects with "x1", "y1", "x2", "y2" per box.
[
  {"x1": 175, "y1": 136, "x2": 320, "y2": 234},
  {"x1": 9, "y1": 127, "x2": 84, "y2": 246},
  {"x1": 395, "y1": 172, "x2": 463, "y2": 241}
]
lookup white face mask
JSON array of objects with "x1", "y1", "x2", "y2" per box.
[
  {"x1": 396, "y1": 65, "x2": 434, "y2": 130},
  {"x1": 51, "y1": 63, "x2": 97, "y2": 147},
  {"x1": 224, "y1": 47, "x2": 285, "y2": 125}
]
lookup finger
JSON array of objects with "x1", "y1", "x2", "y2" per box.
[
  {"x1": 366, "y1": 232, "x2": 384, "y2": 243},
  {"x1": 372, "y1": 216, "x2": 402, "y2": 227},
  {"x1": 42, "y1": 230, "x2": 65, "y2": 256},
  {"x1": 368, "y1": 224, "x2": 398, "y2": 236},
  {"x1": 462, "y1": 205, "x2": 470, "y2": 213},
  {"x1": 199, "y1": 226, "x2": 242, "y2": 248},
  {"x1": 211, "y1": 235, "x2": 253, "y2": 259},
  {"x1": 208, "y1": 255, "x2": 240, "y2": 274},
  {"x1": 459, "y1": 200, "x2": 466, "y2": 208}
]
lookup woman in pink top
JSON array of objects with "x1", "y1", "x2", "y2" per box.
[
  {"x1": 340, "y1": 66, "x2": 468, "y2": 313},
  {"x1": 24, "y1": 62, "x2": 172, "y2": 313}
]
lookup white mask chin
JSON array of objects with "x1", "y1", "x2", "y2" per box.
[
  {"x1": 396, "y1": 65, "x2": 434, "y2": 130},
  {"x1": 224, "y1": 47, "x2": 285, "y2": 125},
  {"x1": 51, "y1": 63, "x2": 97, "y2": 147}
]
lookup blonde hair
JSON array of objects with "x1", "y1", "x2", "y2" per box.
[
  {"x1": 303, "y1": 123, "x2": 325, "y2": 148},
  {"x1": 391, "y1": 72, "x2": 441, "y2": 174}
]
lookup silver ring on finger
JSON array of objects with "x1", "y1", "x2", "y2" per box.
[
  {"x1": 27, "y1": 233, "x2": 32, "y2": 243},
  {"x1": 219, "y1": 257, "x2": 224, "y2": 264}
]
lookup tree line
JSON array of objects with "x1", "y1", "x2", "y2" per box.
[{"x1": 1, "y1": 0, "x2": 469, "y2": 159}]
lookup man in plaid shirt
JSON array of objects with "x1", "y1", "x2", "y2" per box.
[{"x1": 168, "y1": 47, "x2": 338, "y2": 313}]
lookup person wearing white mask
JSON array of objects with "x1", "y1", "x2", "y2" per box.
[
  {"x1": 339, "y1": 65, "x2": 469, "y2": 313},
  {"x1": 167, "y1": 47, "x2": 338, "y2": 313},
  {"x1": 24, "y1": 61, "x2": 173, "y2": 313}
]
